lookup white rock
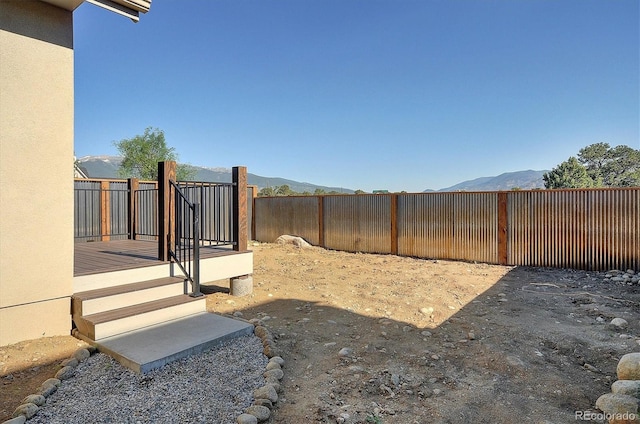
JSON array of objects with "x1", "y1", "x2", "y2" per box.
[
  {"x1": 275, "y1": 235, "x2": 311, "y2": 247},
  {"x1": 420, "y1": 307, "x2": 434, "y2": 316},
  {"x1": 610, "y1": 318, "x2": 629, "y2": 329},
  {"x1": 338, "y1": 347, "x2": 354, "y2": 357}
]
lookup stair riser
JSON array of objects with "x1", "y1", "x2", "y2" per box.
[
  {"x1": 75, "y1": 283, "x2": 185, "y2": 316},
  {"x1": 90, "y1": 299, "x2": 206, "y2": 340}
]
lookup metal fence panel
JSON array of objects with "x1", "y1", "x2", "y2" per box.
[
  {"x1": 135, "y1": 183, "x2": 158, "y2": 241},
  {"x1": 507, "y1": 188, "x2": 640, "y2": 270},
  {"x1": 74, "y1": 181, "x2": 101, "y2": 241},
  {"x1": 255, "y1": 196, "x2": 320, "y2": 244},
  {"x1": 109, "y1": 181, "x2": 129, "y2": 240},
  {"x1": 398, "y1": 192, "x2": 498, "y2": 263},
  {"x1": 324, "y1": 195, "x2": 391, "y2": 253}
]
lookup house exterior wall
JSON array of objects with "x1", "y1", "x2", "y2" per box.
[{"x1": 0, "y1": 1, "x2": 75, "y2": 345}]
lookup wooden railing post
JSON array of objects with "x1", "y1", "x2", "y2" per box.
[
  {"x1": 498, "y1": 192, "x2": 508, "y2": 265},
  {"x1": 233, "y1": 166, "x2": 248, "y2": 252},
  {"x1": 128, "y1": 178, "x2": 139, "y2": 240},
  {"x1": 158, "y1": 161, "x2": 176, "y2": 261},
  {"x1": 100, "y1": 180, "x2": 111, "y2": 241}
]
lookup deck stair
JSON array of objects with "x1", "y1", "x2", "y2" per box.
[{"x1": 71, "y1": 274, "x2": 253, "y2": 373}]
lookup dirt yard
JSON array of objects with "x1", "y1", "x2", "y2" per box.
[{"x1": 2, "y1": 242, "x2": 639, "y2": 423}]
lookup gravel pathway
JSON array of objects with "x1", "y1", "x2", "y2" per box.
[{"x1": 29, "y1": 335, "x2": 268, "y2": 424}]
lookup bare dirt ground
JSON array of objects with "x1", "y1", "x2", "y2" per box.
[{"x1": 2, "y1": 242, "x2": 639, "y2": 423}]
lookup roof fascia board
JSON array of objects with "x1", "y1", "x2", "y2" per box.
[{"x1": 84, "y1": 0, "x2": 151, "y2": 22}]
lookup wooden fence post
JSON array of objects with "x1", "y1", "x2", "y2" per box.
[
  {"x1": 128, "y1": 178, "x2": 139, "y2": 240},
  {"x1": 498, "y1": 192, "x2": 508, "y2": 265},
  {"x1": 233, "y1": 166, "x2": 248, "y2": 252},
  {"x1": 390, "y1": 194, "x2": 398, "y2": 255},
  {"x1": 249, "y1": 185, "x2": 258, "y2": 241},
  {"x1": 100, "y1": 180, "x2": 111, "y2": 241},
  {"x1": 318, "y1": 196, "x2": 324, "y2": 248},
  {"x1": 158, "y1": 161, "x2": 176, "y2": 261}
]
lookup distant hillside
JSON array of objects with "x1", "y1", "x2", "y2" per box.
[
  {"x1": 426, "y1": 170, "x2": 548, "y2": 192},
  {"x1": 76, "y1": 156, "x2": 354, "y2": 194}
]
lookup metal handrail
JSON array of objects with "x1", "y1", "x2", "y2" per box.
[{"x1": 169, "y1": 180, "x2": 202, "y2": 297}]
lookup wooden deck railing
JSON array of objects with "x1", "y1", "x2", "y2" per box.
[{"x1": 254, "y1": 188, "x2": 639, "y2": 271}]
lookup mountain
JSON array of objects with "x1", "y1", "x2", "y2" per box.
[
  {"x1": 427, "y1": 170, "x2": 548, "y2": 192},
  {"x1": 76, "y1": 156, "x2": 354, "y2": 194}
]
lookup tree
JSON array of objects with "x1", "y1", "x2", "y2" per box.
[
  {"x1": 599, "y1": 145, "x2": 640, "y2": 187},
  {"x1": 258, "y1": 187, "x2": 277, "y2": 197},
  {"x1": 544, "y1": 143, "x2": 640, "y2": 189},
  {"x1": 276, "y1": 185, "x2": 294, "y2": 196},
  {"x1": 354, "y1": 189, "x2": 366, "y2": 194},
  {"x1": 543, "y1": 157, "x2": 595, "y2": 189},
  {"x1": 114, "y1": 127, "x2": 196, "y2": 181}
]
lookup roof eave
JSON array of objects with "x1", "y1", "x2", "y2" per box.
[{"x1": 84, "y1": 0, "x2": 151, "y2": 22}]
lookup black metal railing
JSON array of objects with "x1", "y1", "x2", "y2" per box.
[
  {"x1": 169, "y1": 180, "x2": 202, "y2": 297},
  {"x1": 177, "y1": 181, "x2": 237, "y2": 248}
]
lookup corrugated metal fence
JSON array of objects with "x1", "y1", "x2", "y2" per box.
[{"x1": 254, "y1": 188, "x2": 639, "y2": 271}]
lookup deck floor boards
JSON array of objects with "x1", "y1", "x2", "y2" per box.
[{"x1": 74, "y1": 240, "x2": 240, "y2": 277}]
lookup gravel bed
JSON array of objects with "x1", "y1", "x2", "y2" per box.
[{"x1": 29, "y1": 335, "x2": 268, "y2": 424}]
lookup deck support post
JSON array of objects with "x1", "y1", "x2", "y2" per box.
[
  {"x1": 230, "y1": 274, "x2": 253, "y2": 296},
  {"x1": 232, "y1": 166, "x2": 248, "y2": 252},
  {"x1": 158, "y1": 161, "x2": 176, "y2": 261}
]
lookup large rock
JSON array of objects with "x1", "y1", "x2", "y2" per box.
[
  {"x1": 596, "y1": 393, "x2": 639, "y2": 422},
  {"x1": 276, "y1": 235, "x2": 311, "y2": 248},
  {"x1": 55, "y1": 366, "x2": 74, "y2": 380},
  {"x1": 612, "y1": 380, "x2": 640, "y2": 398},
  {"x1": 254, "y1": 385, "x2": 278, "y2": 403},
  {"x1": 618, "y1": 353, "x2": 640, "y2": 380},
  {"x1": 263, "y1": 369, "x2": 284, "y2": 380},
  {"x1": 13, "y1": 403, "x2": 39, "y2": 419},
  {"x1": 22, "y1": 394, "x2": 45, "y2": 406},
  {"x1": 237, "y1": 413, "x2": 258, "y2": 424},
  {"x1": 245, "y1": 405, "x2": 271, "y2": 422}
]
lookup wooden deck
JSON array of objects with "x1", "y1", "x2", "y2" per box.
[{"x1": 74, "y1": 240, "x2": 240, "y2": 277}]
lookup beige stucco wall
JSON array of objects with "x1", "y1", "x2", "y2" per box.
[{"x1": 0, "y1": 1, "x2": 74, "y2": 345}]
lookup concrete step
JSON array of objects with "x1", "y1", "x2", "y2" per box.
[
  {"x1": 85, "y1": 312, "x2": 254, "y2": 373},
  {"x1": 72, "y1": 276, "x2": 186, "y2": 316},
  {"x1": 74, "y1": 295, "x2": 206, "y2": 341}
]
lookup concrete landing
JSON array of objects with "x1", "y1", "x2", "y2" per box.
[{"x1": 94, "y1": 312, "x2": 254, "y2": 373}]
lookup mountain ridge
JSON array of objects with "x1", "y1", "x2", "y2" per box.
[
  {"x1": 425, "y1": 170, "x2": 548, "y2": 192},
  {"x1": 77, "y1": 156, "x2": 548, "y2": 193},
  {"x1": 76, "y1": 156, "x2": 354, "y2": 194}
]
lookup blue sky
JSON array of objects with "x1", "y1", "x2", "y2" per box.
[{"x1": 73, "y1": 0, "x2": 639, "y2": 192}]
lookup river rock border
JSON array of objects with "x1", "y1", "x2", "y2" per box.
[
  {"x1": 594, "y1": 352, "x2": 640, "y2": 424},
  {"x1": 236, "y1": 318, "x2": 285, "y2": 424},
  {"x1": 3, "y1": 345, "x2": 97, "y2": 424}
]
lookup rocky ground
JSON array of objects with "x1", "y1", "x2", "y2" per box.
[{"x1": 2, "y1": 242, "x2": 639, "y2": 423}]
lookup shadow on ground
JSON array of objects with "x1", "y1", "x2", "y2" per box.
[{"x1": 208, "y1": 265, "x2": 639, "y2": 423}]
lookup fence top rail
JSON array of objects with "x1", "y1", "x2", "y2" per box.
[
  {"x1": 177, "y1": 180, "x2": 236, "y2": 187},
  {"x1": 74, "y1": 177, "x2": 158, "y2": 184},
  {"x1": 255, "y1": 186, "x2": 640, "y2": 199}
]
